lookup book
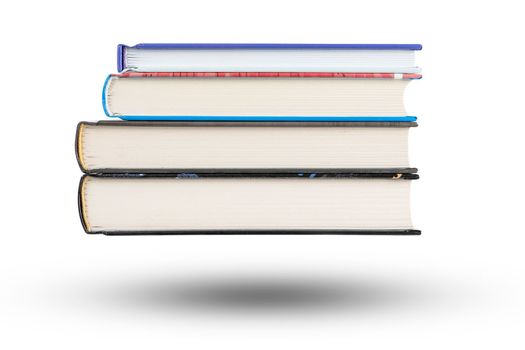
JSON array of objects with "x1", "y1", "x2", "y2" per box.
[
  {"x1": 74, "y1": 42, "x2": 423, "y2": 236},
  {"x1": 118, "y1": 43, "x2": 422, "y2": 73},
  {"x1": 78, "y1": 175, "x2": 420, "y2": 235},
  {"x1": 102, "y1": 73, "x2": 418, "y2": 121},
  {"x1": 76, "y1": 121, "x2": 417, "y2": 174}
]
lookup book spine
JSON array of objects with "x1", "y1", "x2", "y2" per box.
[
  {"x1": 117, "y1": 44, "x2": 127, "y2": 72},
  {"x1": 77, "y1": 175, "x2": 91, "y2": 233},
  {"x1": 75, "y1": 122, "x2": 88, "y2": 173},
  {"x1": 101, "y1": 75, "x2": 113, "y2": 117},
  {"x1": 114, "y1": 72, "x2": 422, "y2": 79}
]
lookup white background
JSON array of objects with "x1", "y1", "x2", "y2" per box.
[{"x1": 1, "y1": 0, "x2": 524, "y2": 348}]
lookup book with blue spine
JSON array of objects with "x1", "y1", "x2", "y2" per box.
[
  {"x1": 118, "y1": 43, "x2": 422, "y2": 73},
  {"x1": 102, "y1": 72, "x2": 420, "y2": 122}
]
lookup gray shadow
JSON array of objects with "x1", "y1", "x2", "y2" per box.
[{"x1": 91, "y1": 274, "x2": 439, "y2": 314}]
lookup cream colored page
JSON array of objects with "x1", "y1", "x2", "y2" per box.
[{"x1": 83, "y1": 177, "x2": 413, "y2": 231}]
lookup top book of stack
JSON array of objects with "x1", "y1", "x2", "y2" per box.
[{"x1": 117, "y1": 43, "x2": 422, "y2": 73}]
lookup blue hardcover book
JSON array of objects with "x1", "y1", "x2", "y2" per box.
[
  {"x1": 102, "y1": 72, "x2": 418, "y2": 122},
  {"x1": 117, "y1": 43, "x2": 422, "y2": 73}
]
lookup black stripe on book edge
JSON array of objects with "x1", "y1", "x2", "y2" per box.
[
  {"x1": 86, "y1": 167, "x2": 418, "y2": 174},
  {"x1": 87, "y1": 229, "x2": 422, "y2": 236},
  {"x1": 81, "y1": 121, "x2": 419, "y2": 128},
  {"x1": 83, "y1": 171, "x2": 419, "y2": 179}
]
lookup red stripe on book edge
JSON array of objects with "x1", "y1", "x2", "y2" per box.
[
  {"x1": 114, "y1": 72, "x2": 422, "y2": 79},
  {"x1": 403, "y1": 73, "x2": 422, "y2": 79}
]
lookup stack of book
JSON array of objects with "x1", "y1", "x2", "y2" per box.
[{"x1": 75, "y1": 43, "x2": 422, "y2": 235}]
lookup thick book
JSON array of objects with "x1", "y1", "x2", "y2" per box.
[
  {"x1": 102, "y1": 72, "x2": 418, "y2": 121},
  {"x1": 118, "y1": 43, "x2": 422, "y2": 73},
  {"x1": 76, "y1": 121, "x2": 417, "y2": 174},
  {"x1": 78, "y1": 175, "x2": 420, "y2": 235}
]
